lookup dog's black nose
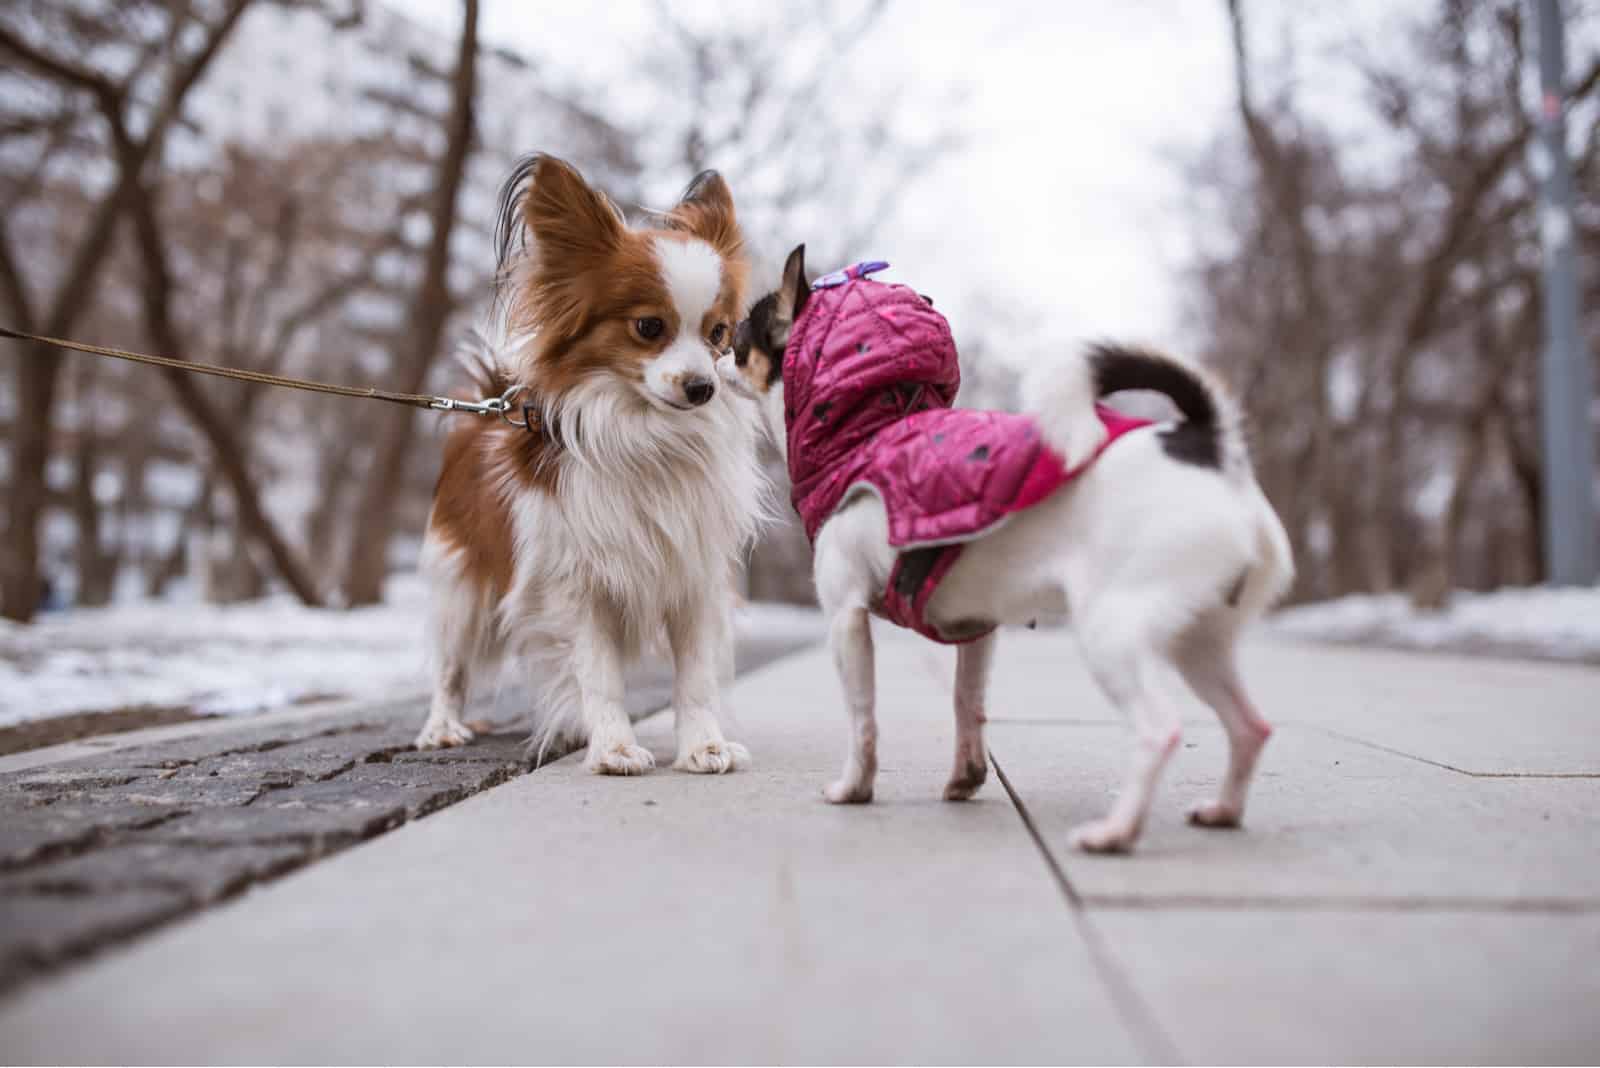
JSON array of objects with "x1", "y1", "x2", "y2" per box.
[{"x1": 683, "y1": 375, "x2": 716, "y2": 407}]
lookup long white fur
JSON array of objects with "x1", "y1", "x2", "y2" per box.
[
  {"x1": 416, "y1": 241, "x2": 768, "y2": 774},
  {"x1": 642, "y1": 239, "x2": 725, "y2": 411},
  {"x1": 1018, "y1": 355, "x2": 1108, "y2": 472},
  {"x1": 722, "y1": 344, "x2": 1293, "y2": 853}
]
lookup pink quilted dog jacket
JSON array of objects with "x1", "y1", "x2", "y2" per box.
[{"x1": 785, "y1": 263, "x2": 1146, "y2": 643}]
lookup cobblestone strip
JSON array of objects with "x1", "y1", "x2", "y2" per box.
[{"x1": 0, "y1": 689, "x2": 658, "y2": 995}]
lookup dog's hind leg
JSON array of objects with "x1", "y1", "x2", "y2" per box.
[
  {"x1": 944, "y1": 630, "x2": 995, "y2": 801},
  {"x1": 1176, "y1": 620, "x2": 1271, "y2": 828},
  {"x1": 1069, "y1": 604, "x2": 1185, "y2": 853}
]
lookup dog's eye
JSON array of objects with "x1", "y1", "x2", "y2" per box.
[
  {"x1": 634, "y1": 317, "x2": 665, "y2": 341},
  {"x1": 709, "y1": 322, "x2": 728, "y2": 349}
]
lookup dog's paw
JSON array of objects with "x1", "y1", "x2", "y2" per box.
[
  {"x1": 1069, "y1": 818, "x2": 1138, "y2": 854},
  {"x1": 415, "y1": 719, "x2": 475, "y2": 751},
  {"x1": 674, "y1": 740, "x2": 750, "y2": 775},
  {"x1": 823, "y1": 779, "x2": 874, "y2": 804},
  {"x1": 586, "y1": 743, "x2": 656, "y2": 776},
  {"x1": 942, "y1": 759, "x2": 988, "y2": 801},
  {"x1": 1186, "y1": 801, "x2": 1243, "y2": 829}
]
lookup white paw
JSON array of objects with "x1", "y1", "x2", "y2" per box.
[
  {"x1": 1187, "y1": 800, "x2": 1243, "y2": 829},
  {"x1": 823, "y1": 779, "x2": 874, "y2": 804},
  {"x1": 586, "y1": 742, "x2": 656, "y2": 776},
  {"x1": 415, "y1": 719, "x2": 476, "y2": 750},
  {"x1": 1069, "y1": 818, "x2": 1138, "y2": 854},
  {"x1": 674, "y1": 740, "x2": 750, "y2": 775}
]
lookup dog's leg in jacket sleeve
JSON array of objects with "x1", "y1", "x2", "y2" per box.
[
  {"x1": 823, "y1": 602, "x2": 878, "y2": 803},
  {"x1": 943, "y1": 630, "x2": 994, "y2": 800}
]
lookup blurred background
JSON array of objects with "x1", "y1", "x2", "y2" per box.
[{"x1": 0, "y1": 1, "x2": 1596, "y2": 733}]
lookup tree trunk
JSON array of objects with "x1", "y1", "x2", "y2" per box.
[
  {"x1": 0, "y1": 0, "x2": 253, "y2": 621},
  {"x1": 305, "y1": 432, "x2": 362, "y2": 581},
  {"x1": 71, "y1": 419, "x2": 118, "y2": 607},
  {"x1": 1503, "y1": 417, "x2": 1546, "y2": 585},
  {"x1": 94, "y1": 104, "x2": 321, "y2": 607},
  {"x1": 1225, "y1": 0, "x2": 1329, "y2": 603},
  {"x1": 342, "y1": 0, "x2": 479, "y2": 606},
  {"x1": 132, "y1": 220, "x2": 325, "y2": 605}
]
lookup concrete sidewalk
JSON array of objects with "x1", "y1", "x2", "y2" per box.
[{"x1": 1, "y1": 629, "x2": 1596, "y2": 1063}]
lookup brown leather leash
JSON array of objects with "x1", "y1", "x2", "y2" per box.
[{"x1": 0, "y1": 325, "x2": 535, "y2": 428}]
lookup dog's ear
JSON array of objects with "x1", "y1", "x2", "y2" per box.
[
  {"x1": 776, "y1": 244, "x2": 810, "y2": 323},
  {"x1": 496, "y1": 154, "x2": 626, "y2": 340},
  {"x1": 514, "y1": 154, "x2": 626, "y2": 264},
  {"x1": 665, "y1": 170, "x2": 744, "y2": 264}
]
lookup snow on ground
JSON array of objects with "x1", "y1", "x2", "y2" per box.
[
  {"x1": 0, "y1": 576, "x2": 826, "y2": 728},
  {"x1": 9, "y1": 575, "x2": 1587, "y2": 729},
  {"x1": 0, "y1": 577, "x2": 431, "y2": 727},
  {"x1": 1272, "y1": 585, "x2": 1600, "y2": 666}
]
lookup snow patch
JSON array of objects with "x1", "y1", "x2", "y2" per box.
[
  {"x1": 1272, "y1": 585, "x2": 1600, "y2": 665},
  {"x1": 0, "y1": 575, "x2": 430, "y2": 727},
  {"x1": 0, "y1": 576, "x2": 825, "y2": 728}
]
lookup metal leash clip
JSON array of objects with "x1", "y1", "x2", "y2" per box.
[{"x1": 430, "y1": 384, "x2": 531, "y2": 429}]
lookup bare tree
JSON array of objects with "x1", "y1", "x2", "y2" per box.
[
  {"x1": 2, "y1": 0, "x2": 965, "y2": 615},
  {"x1": 339, "y1": 0, "x2": 479, "y2": 607},
  {"x1": 1198, "y1": 0, "x2": 1600, "y2": 606},
  {"x1": 0, "y1": 0, "x2": 256, "y2": 620}
]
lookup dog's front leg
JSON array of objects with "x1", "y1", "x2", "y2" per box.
[
  {"x1": 668, "y1": 599, "x2": 749, "y2": 774},
  {"x1": 944, "y1": 630, "x2": 995, "y2": 800},
  {"x1": 578, "y1": 600, "x2": 655, "y2": 776},
  {"x1": 824, "y1": 603, "x2": 878, "y2": 803}
]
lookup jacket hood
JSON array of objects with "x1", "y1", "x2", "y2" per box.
[{"x1": 785, "y1": 268, "x2": 959, "y2": 537}]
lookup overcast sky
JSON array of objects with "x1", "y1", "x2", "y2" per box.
[{"x1": 389, "y1": 1, "x2": 1389, "y2": 360}]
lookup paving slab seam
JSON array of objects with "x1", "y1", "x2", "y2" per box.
[
  {"x1": 0, "y1": 809, "x2": 190, "y2": 874},
  {"x1": 1305, "y1": 724, "x2": 1600, "y2": 779},
  {"x1": 1266, "y1": 630, "x2": 1600, "y2": 668},
  {"x1": 989, "y1": 749, "x2": 1185, "y2": 1065},
  {"x1": 912, "y1": 638, "x2": 1181, "y2": 1060},
  {"x1": 984, "y1": 716, "x2": 1122, "y2": 726},
  {"x1": 1079, "y1": 894, "x2": 1600, "y2": 914}
]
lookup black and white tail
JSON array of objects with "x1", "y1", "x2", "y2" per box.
[
  {"x1": 1026, "y1": 341, "x2": 1291, "y2": 612},
  {"x1": 1025, "y1": 341, "x2": 1249, "y2": 478}
]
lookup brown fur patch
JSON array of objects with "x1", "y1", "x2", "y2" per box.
[
  {"x1": 428, "y1": 417, "x2": 558, "y2": 600},
  {"x1": 741, "y1": 346, "x2": 777, "y2": 394}
]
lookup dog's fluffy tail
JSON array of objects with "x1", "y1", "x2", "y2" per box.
[{"x1": 1024, "y1": 341, "x2": 1249, "y2": 479}]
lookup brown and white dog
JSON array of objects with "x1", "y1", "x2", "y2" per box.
[{"x1": 415, "y1": 155, "x2": 765, "y2": 776}]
